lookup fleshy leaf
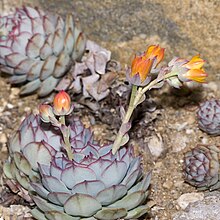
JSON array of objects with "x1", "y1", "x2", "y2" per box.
[
  {"x1": 101, "y1": 161, "x2": 127, "y2": 187},
  {"x1": 48, "y1": 192, "x2": 72, "y2": 206},
  {"x1": 23, "y1": 142, "x2": 52, "y2": 171},
  {"x1": 45, "y1": 210, "x2": 80, "y2": 220},
  {"x1": 61, "y1": 166, "x2": 96, "y2": 189},
  {"x1": 33, "y1": 196, "x2": 63, "y2": 213},
  {"x1": 108, "y1": 190, "x2": 147, "y2": 211},
  {"x1": 64, "y1": 193, "x2": 102, "y2": 217},
  {"x1": 124, "y1": 204, "x2": 150, "y2": 219},
  {"x1": 96, "y1": 185, "x2": 127, "y2": 206},
  {"x1": 94, "y1": 207, "x2": 127, "y2": 220},
  {"x1": 71, "y1": 180, "x2": 105, "y2": 197},
  {"x1": 13, "y1": 152, "x2": 31, "y2": 176},
  {"x1": 31, "y1": 182, "x2": 50, "y2": 199},
  {"x1": 31, "y1": 208, "x2": 47, "y2": 220},
  {"x1": 42, "y1": 175, "x2": 70, "y2": 193}
]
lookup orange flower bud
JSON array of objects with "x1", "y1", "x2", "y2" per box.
[
  {"x1": 169, "y1": 55, "x2": 208, "y2": 84},
  {"x1": 39, "y1": 104, "x2": 54, "y2": 122},
  {"x1": 53, "y1": 91, "x2": 73, "y2": 116}
]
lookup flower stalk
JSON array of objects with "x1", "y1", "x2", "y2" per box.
[
  {"x1": 112, "y1": 71, "x2": 178, "y2": 154},
  {"x1": 112, "y1": 49, "x2": 208, "y2": 154},
  {"x1": 59, "y1": 115, "x2": 73, "y2": 161},
  {"x1": 39, "y1": 91, "x2": 74, "y2": 160}
]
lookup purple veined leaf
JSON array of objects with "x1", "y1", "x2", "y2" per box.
[
  {"x1": 101, "y1": 160, "x2": 127, "y2": 187},
  {"x1": 96, "y1": 184, "x2": 127, "y2": 205}
]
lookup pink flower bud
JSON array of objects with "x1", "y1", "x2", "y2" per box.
[{"x1": 39, "y1": 104, "x2": 54, "y2": 123}]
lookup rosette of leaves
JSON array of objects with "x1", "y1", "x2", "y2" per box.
[
  {"x1": 197, "y1": 99, "x2": 220, "y2": 135},
  {"x1": 0, "y1": 6, "x2": 86, "y2": 96},
  {"x1": 4, "y1": 113, "x2": 151, "y2": 219},
  {"x1": 183, "y1": 145, "x2": 220, "y2": 190}
]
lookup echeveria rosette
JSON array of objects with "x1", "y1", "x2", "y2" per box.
[
  {"x1": 183, "y1": 145, "x2": 220, "y2": 190},
  {"x1": 3, "y1": 114, "x2": 63, "y2": 201},
  {"x1": 4, "y1": 113, "x2": 152, "y2": 219},
  {"x1": 197, "y1": 99, "x2": 220, "y2": 136},
  {"x1": 31, "y1": 144, "x2": 151, "y2": 219},
  {"x1": 0, "y1": 6, "x2": 86, "y2": 96}
]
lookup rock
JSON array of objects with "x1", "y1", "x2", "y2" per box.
[
  {"x1": 147, "y1": 133, "x2": 165, "y2": 158},
  {"x1": 171, "y1": 133, "x2": 189, "y2": 152},
  {"x1": 6, "y1": 103, "x2": 14, "y2": 109},
  {"x1": 174, "y1": 192, "x2": 220, "y2": 220},
  {"x1": 174, "y1": 180, "x2": 184, "y2": 189},
  {"x1": 9, "y1": 88, "x2": 20, "y2": 99},
  {"x1": 163, "y1": 180, "x2": 173, "y2": 189},
  {"x1": 0, "y1": 133, "x2": 7, "y2": 144},
  {"x1": 177, "y1": 192, "x2": 204, "y2": 210}
]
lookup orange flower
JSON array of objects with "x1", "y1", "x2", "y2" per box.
[
  {"x1": 53, "y1": 91, "x2": 72, "y2": 116},
  {"x1": 182, "y1": 55, "x2": 207, "y2": 83},
  {"x1": 183, "y1": 55, "x2": 205, "y2": 69},
  {"x1": 144, "y1": 45, "x2": 165, "y2": 66},
  {"x1": 183, "y1": 69, "x2": 208, "y2": 83},
  {"x1": 130, "y1": 45, "x2": 165, "y2": 83}
]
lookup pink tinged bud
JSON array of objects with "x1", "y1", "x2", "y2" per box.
[
  {"x1": 39, "y1": 104, "x2": 54, "y2": 123},
  {"x1": 170, "y1": 55, "x2": 208, "y2": 83},
  {"x1": 53, "y1": 91, "x2": 73, "y2": 116}
]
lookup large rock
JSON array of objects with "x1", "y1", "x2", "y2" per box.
[{"x1": 173, "y1": 191, "x2": 220, "y2": 220}]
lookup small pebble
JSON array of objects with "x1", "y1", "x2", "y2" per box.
[
  {"x1": 177, "y1": 192, "x2": 204, "y2": 210},
  {"x1": 6, "y1": 103, "x2": 14, "y2": 109},
  {"x1": 174, "y1": 180, "x2": 184, "y2": 189},
  {"x1": 24, "y1": 107, "x2": 31, "y2": 112},
  {"x1": 0, "y1": 133, "x2": 7, "y2": 144},
  {"x1": 10, "y1": 88, "x2": 20, "y2": 99},
  {"x1": 163, "y1": 180, "x2": 173, "y2": 189},
  {"x1": 1, "y1": 145, "x2": 8, "y2": 152},
  {"x1": 171, "y1": 133, "x2": 189, "y2": 152},
  {"x1": 147, "y1": 133, "x2": 165, "y2": 158}
]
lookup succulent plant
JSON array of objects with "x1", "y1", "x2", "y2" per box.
[
  {"x1": 4, "y1": 91, "x2": 151, "y2": 219},
  {"x1": 197, "y1": 99, "x2": 220, "y2": 135},
  {"x1": 183, "y1": 145, "x2": 220, "y2": 190},
  {"x1": 0, "y1": 6, "x2": 86, "y2": 96}
]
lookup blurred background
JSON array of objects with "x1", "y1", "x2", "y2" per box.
[{"x1": 1, "y1": 0, "x2": 219, "y2": 78}]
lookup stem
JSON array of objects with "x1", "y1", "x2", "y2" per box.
[
  {"x1": 112, "y1": 71, "x2": 178, "y2": 154},
  {"x1": 59, "y1": 115, "x2": 73, "y2": 161},
  {"x1": 123, "y1": 85, "x2": 138, "y2": 123},
  {"x1": 59, "y1": 115, "x2": 65, "y2": 125},
  {"x1": 112, "y1": 85, "x2": 138, "y2": 154}
]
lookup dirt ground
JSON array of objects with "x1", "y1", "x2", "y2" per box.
[{"x1": 0, "y1": 0, "x2": 220, "y2": 219}]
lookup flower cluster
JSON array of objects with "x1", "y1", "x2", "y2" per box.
[
  {"x1": 169, "y1": 55, "x2": 208, "y2": 83},
  {"x1": 127, "y1": 45, "x2": 165, "y2": 86},
  {"x1": 39, "y1": 90, "x2": 73, "y2": 121},
  {"x1": 112, "y1": 45, "x2": 208, "y2": 154}
]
